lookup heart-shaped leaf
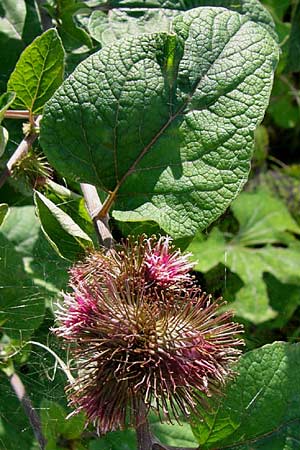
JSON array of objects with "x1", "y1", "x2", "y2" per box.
[{"x1": 40, "y1": 7, "x2": 279, "y2": 238}]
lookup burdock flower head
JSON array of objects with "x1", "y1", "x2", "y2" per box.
[{"x1": 54, "y1": 236, "x2": 243, "y2": 434}]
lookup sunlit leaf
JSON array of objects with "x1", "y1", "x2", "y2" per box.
[
  {"x1": 7, "y1": 29, "x2": 65, "y2": 114},
  {"x1": 40, "y1": 7, "x2": 279, "y2": 238}
]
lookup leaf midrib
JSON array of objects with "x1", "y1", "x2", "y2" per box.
[{"x1": 30, "y1": 31, "x2": 55, "y2": 113}]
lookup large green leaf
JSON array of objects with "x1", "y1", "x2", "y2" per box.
[
  {"x1": 89, "y1": 0, "x2": 276, "y2": 46},
  {"x1": 40, "y1": 7, "x2": 279, "y2": 238},
  {"x1": 0, "y1": 228, "x2": 45, "y2": 341},
  {"x1": 7, "y1": 29, "x2": 65, "y2": 114},
  {"x1": 188, "y1": 190, "x2": 300, "y2": 323},
  {"x1": 0, "y1": 0, "x2": 42, "y2": 91},
  {"x1": 0, "y1": 205, "x2": 69, "y2": 341},
  {"x1": 192, "y1": 342, "x2": 300, "y2": 450}
]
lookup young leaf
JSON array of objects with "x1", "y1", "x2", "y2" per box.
[
  {"x1": 192, "y1": 342, "x2": 300, "y2": 450},
  {"x1": 188, "y1": 190, "x2": 300, "y2": 323},
  {"x1": 7, "y1": 29, "x2": 65, "y2": 114},
  {"x1": 34, "y1": 191, "x2": 93, "y2": 261},
  {"x1": 89, "y1": 0, "x2": 277, "y2": 46},
  {"x1": 40, "y1": 7, "x2": 279, "y2": 238},
  {"x1": 45, "y1": 181, "x2": 97, "y2": 245}
]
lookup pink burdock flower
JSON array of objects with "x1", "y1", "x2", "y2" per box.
[
  {"x1": 54, "y1": 236, "x2": 243, "y2": 435},
  {"x1": 144, "y1": 236, "x2": 194, "y2": 287},
  {"x1": 55, "y1": 284, "x2": 99, "y2": 336}
]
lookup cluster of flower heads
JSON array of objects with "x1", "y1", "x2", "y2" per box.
[{"x1": 54, "y1": 236, "x2": 243, "y2": 434}]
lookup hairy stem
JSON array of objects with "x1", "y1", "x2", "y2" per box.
[
  {"x1": 80, "y1": 183, "x2": 114, "y2": 248},
  {"x1": 9, "y1": 371, "x2": 47, "y2": 449}
]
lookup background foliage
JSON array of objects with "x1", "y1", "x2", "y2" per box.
[{"x1": 0, "y1": 1, "x2": 299, "y2": 449}]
